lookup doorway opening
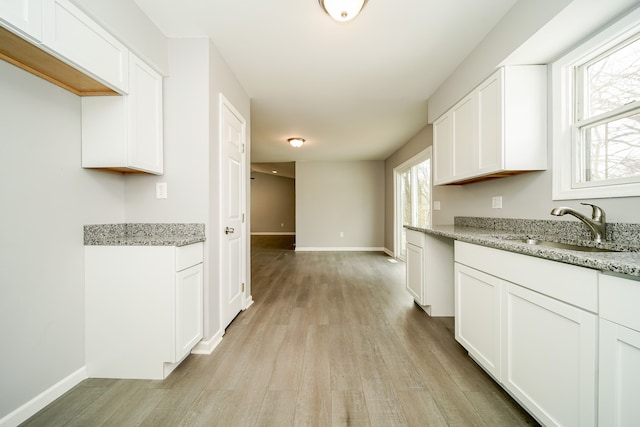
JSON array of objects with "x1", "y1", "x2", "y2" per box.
[{"x1": 250, "y1": 162, "x2": 296, "y2": 251}]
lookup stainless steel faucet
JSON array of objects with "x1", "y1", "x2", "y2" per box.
[{"x1": 550, "y1": 203, "x2": 606, "y2": 242}]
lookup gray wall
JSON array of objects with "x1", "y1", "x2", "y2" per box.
[
  {"x1": 251, "y1": 172, "x2": 296, "y2": 233},
  {"x1": 0, "y1": 60, "x2": 125, "y2": 419},
  {"x1": 296, "y1": 161, "x2": 384, "y2": 250}
]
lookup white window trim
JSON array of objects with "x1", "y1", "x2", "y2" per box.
[
  {"x1": 393, "y1": 147, "x2": 432, "y2": 259},
  {"x1": 552, "y1": 6, "x2": 640, "y2": 200}
]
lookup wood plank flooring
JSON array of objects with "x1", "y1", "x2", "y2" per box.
[{"x1": 22, "y1": 239, "x2": 539, "y2": 426}]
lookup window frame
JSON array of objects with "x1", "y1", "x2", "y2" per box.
[
  {"x1": 552, "y1": 7, "x2": 640, "y2": 200},
  {"x1": 393, "y1": 147, "x2": 432, "y2": 260}
]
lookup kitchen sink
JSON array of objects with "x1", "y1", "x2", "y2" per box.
[{"x1": 512, "y1": 237, "x2": 619, "y2": 253}]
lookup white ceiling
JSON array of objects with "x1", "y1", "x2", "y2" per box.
[{"x1": 134, "y1": 0, "x2": 518, "y2": 163}]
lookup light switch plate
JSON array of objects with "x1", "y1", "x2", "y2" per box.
[
  {"x1": 156, "y1": 182, "x2": 167, "y2": 199},
  {"x1": 433, "y1": 201, "x2": 441, "y2": 210},
  {"x1": 492, "y1": 196, "x2": 502, "y2": 209}
]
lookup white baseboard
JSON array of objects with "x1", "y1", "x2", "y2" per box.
[
  {"x1": 0, "y1": 366, "x2": 87, "y2": 427},
  {"x1": 383, "y1": 248, "x2": 394, "y2": 257},
  {"x1": 295, "y1": 247, "x2": 386, "y2": 252},
  {"x1": 251, "y1": 232, "x2": 296, "y2": 236},
  {"x1": 191, "y1": 329, "x2": 224, "y2": 355},
  {"x1": 243, "y1": 296, "x2": 254, "y2": 310}
]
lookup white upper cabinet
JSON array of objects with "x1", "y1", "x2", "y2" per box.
[
  {"x1": 42, "y1": 0, "x2": 128, "y2": 93},
  {"x1": 0, "y1": 0, "x2": 42, "y2": 41},
  {"x1": 433, "y1": 65, "x2": 547, "y2": 185},
  {"x1": 82, "y1": 52, "x2": 164, "y2": 175}
]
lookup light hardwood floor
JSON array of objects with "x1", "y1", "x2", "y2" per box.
[{"x1": 22, "y1": 239, "x2": 539, "y2": 426}]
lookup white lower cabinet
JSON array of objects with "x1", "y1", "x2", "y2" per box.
[
  {"x1": 405, "y1": 229, "x2": 454, "y2": 316},
  {"x1": 454, "y1": 241, "x2": 597, "y2": 427},
  {"x1": 454, "y1": 263, "x2": 502, "y2": 380},
  {"x1": 598, "y1": 273, "x2": 640, "y2": 426},
  {"x1": 85, "y1": 242, "x2": 203, "y2": 380},
  {"x1": 502, "y1": 282, "x2": 597, "y2": 427}
]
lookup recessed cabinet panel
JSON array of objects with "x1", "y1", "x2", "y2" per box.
[
  {"x1": 599, "y1": 319, "x2": 640, "y2": 426},
  {"x1": 406, "y1": 242, "x2": 424, "y2": 304},
  {"x1": 82, "y1": 52, "x2": 163, "y2": 175},
  {"x1": 452, "y1": 95, "x2": 476, "y2": 178},
  {"x1": 176, "y1": 264, "x2": 204, "y2": 361},
  {"x1": 0, "y1": 0, "x2": 42, "y2": 41},
  {"x1": 477, "y1": 72, "x2": 502, "y2": 173},
  {"x1": 454, "y1": 263, "x2": 501, "y2": 380},
  {"x1": 127, "y1": 54, "x2": 163, "y2": 174},
  {"x1": 42, "y1": 0, "x2": 128, "y2": 93},
  {"x1": 433, "y1": 113, "x2": 453, "y2": 185},
  {"x1": 503, "y1": 283, "x2": 597, "y2": 427}
]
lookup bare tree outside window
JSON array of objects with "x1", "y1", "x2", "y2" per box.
[{"x1": 579, "y1": 35, "x2": 640, "y2": 183}]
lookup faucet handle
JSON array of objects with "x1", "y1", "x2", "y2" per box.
[{"x1": 580, "y1": 203, "x2": 605, "y2": 222}]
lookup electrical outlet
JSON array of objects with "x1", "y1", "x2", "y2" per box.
[
  {"x1": 492, "y1": 196, "x2": 502, "y2": 209},
  {"x1": 340, "y1": 231, "x2": 344, "y2": 238},
  {"x1": 433, "y1": 201, "x2": 441, "y2": 210},
  {"x1": 156, "y1": 182, "x2": 167, "y2": 199},
  {"x1": 281, "y1": 223, "x2": 284, "y2": 227}
]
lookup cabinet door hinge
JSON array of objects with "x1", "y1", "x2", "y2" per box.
[
  {"x1": 242, "y1": 213, "x2": 245, "y2": 223},
  {"x1": 241, "y1": 283, "x2": 245, "y2": 292},
  {"x1": 241, "y1": 144, "x2": 245, "y2": 154}
]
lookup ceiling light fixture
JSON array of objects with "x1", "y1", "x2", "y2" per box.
[
  {"x1": 288, "y1": 137, "x2": 305, "y2": 148},
  {"x1": 319, "y1": 0, "x2": 367, "y2": 22}
]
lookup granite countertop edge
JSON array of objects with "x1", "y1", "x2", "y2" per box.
[
  {"x1": 84, "y1": 223, "x2": 206, "y2": 247},
  {"x1": 406, "y1": 224, "x2": 640, "y2": 277}
]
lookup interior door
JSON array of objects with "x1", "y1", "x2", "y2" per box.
[{"x1": 220, "y1": 95, "x2": 246, "y2": 329}]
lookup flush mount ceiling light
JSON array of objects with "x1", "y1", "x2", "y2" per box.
[
  {"x1": 319, "y1": 0, "x2": 367, "y2": 22},
  {"x1": 288, "y1": 137, "x2": 305, "y2": 148}
]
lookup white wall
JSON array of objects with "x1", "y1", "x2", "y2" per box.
[
  {"x1": 296, "y1": 161, "x2": 384, "y2": 250},
  {"x1": 250, "y1": 172, "x2": 296, "y2": 233},
  {"x1": 0, "y1": 61, "x2": 125, "y2": 420}
]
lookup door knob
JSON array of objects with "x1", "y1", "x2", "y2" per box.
[{"x1": 225, "y1": 226, "x2": 235, "y2": 235}]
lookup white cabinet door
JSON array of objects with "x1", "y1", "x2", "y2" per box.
[
  {"x1": 502, "y1": 283, "x2": 597, "y2": 427},
  {"x1": 599, "y1": 319, "x2": 640, "y2": 426},
  {"x1": 405, "y1": 242, "x2": 424, "y2": 304},
  {"x1": 0, "y1": 0, "x2": 42, "y2": 41},
  {"x1": 433, "y1": 112, "x2": 453, "y2": 185},
  {"x1": 454, "y1": 263, "x2": 502, "y2": 380},
  {"x1": 176, "y1": 263, "x2": 204, "y2": 361},
  {"x1": 452, "y1": 94, "x2": 476, "y2": 180},
  {"x1": 476, "y1": 70, "x2": 502, "y2": 174},
  {"x1": 42, "y1": 0, "x2": 128, "y2": 92},
  {"x1": 82, "y1": 52, "x2": 163, "y2": 175},
  {"x1": 127, "y1": 53, "x2": 163, "y2": 174}
]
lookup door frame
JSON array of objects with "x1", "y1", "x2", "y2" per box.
[
  {"x1": 393, "y1": 147, "x2": 432, "y2": 260},
  {"x1": 218, "y1": 94, "x2": 251, "y2": 330}
]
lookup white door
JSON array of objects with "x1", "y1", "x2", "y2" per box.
[{"x1": 220, "y1": 95, "x2": 246, "y2": 329}]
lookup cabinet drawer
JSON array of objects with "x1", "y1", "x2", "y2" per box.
[
  {"x1": 600, "y1": 272, "x2": 640, "y2": 332},
  {"x1": 455, "y1": 241, "x2": 598, "y2": 312},
  {"x1": 406, "y1": 229, "x2": 425, "y2": 247},
  {"x1": 176, "y1": 242, "x2": 203, "y2": 271}
]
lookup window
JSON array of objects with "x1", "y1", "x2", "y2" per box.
[
  {"x1": 552, "y1": 8, "x2": 640, "y2": 199},
  {"x1": 394, "y1": 148, "x2": 431, "y2": 260}
]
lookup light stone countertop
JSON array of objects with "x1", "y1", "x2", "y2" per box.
[
  {"x1": 84, "y1": 223, "x2": 205, "y2": 247},
  {"x1": 406, "y1": 218, "x2": 640, "y2": 277}
]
